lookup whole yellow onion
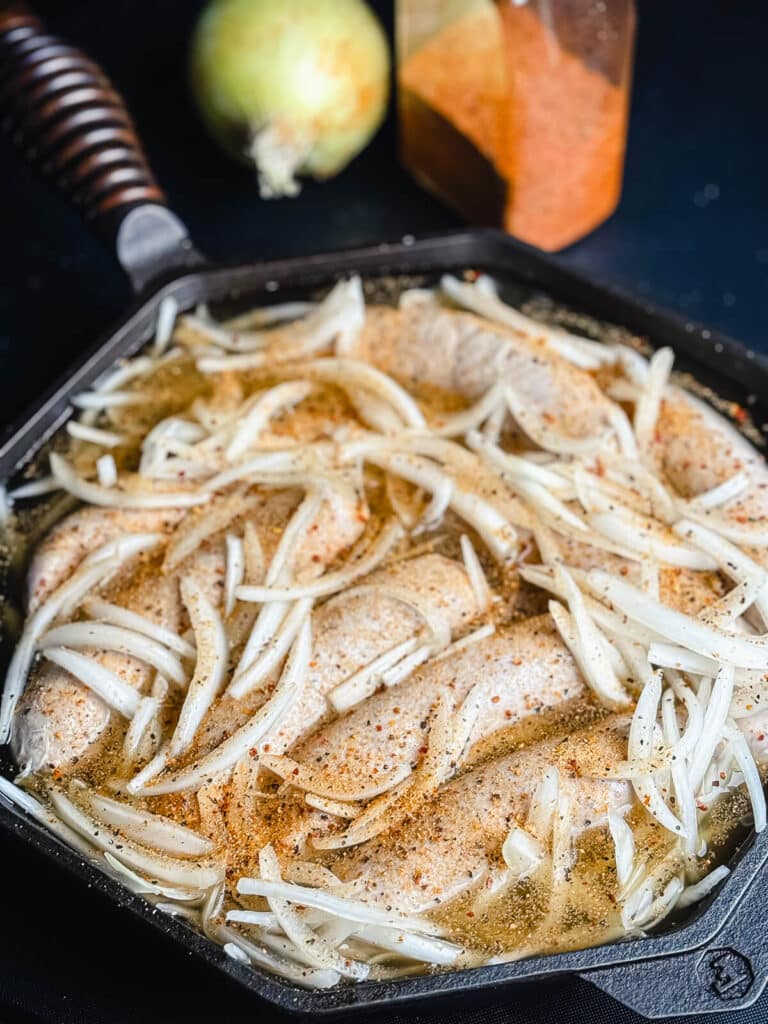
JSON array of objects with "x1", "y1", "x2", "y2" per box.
[{"x1": 190, "y1": 0, "x2": 390, "y2": 197}]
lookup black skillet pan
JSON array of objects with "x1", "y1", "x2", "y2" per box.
[{"x1": 1, "y1": 3, "x2": 768, "y2": 1019}]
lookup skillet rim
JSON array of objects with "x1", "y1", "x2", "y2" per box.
[{"x1": 1, "y1": 227, "x2": 767, "y2": 1016}]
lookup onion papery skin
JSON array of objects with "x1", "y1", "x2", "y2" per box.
[{"x1": 190, "y1": 0, "x2": 390, "y2": 196}]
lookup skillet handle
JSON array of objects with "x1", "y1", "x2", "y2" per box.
[
  {"x1": 579, "y1": 857, "x2": 768, "y2": 1018},
  {"x1": 0, "y1": 1, "x2": 201, "y2": 291}
]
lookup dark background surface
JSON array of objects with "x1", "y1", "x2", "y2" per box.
[{"x1": 0, "y1": 1, "x2": 767, "y2": 1022}]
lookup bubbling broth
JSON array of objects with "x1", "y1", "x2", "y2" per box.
[{"x1": 0, "y1": 274, "x2": 766, "y2": 988}]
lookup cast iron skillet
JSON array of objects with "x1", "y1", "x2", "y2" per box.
[{"x1": 1, "y1": 3, "x2": 767, "y2": 1019}]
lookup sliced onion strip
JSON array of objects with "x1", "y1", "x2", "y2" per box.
[
  {"x1": 139, "y1": 619, "x2": 312, "y2": 794},
  {"x1": 260, "y1": 754, "x2": 411, "y2": 803},
  {"x1": 83, "y1": 597, "x2": 196, "y2": 659},
  {"x1": 42, "y1": 647, "x2": 141, "y2": 718},
  {"x1": 87, "y1": 792, "x2": 215, "y2": 855},
  {"x1": 39, "y1": 622, "x2": 186, "y2": 685},
  {"x1": 225, "y1": 534, "x2": 245, "y2": 617},
  {"x1": 48, "y1": 788, "x2": 224, "y2": 889},
  {"x1": 167, "y1": 579, "x2": 228, "y2": 758},
  {"x1": 50, "y1": 454, "x2": 205, "y2": 509}
]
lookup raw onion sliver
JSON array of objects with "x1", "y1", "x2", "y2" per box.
[
  {"x1": 226, "y1": 381, "x2": 314, "y2": 460},
  {"x1": 103, "y1": 852, "x2": 202, "y2": 902},
  {"x1": 96, "y1": 454, "x2": 118, "y2": 488},
  {"x1": 152, "y1": 295, "x2": 179, "y2": 355},
  {"x1": 328, "y1": 636, "x2": 421, "y2": 713},
  {"x1": 687, "y1": 473, "x2": 749, "y2": 511},
  {"x1": 689, "y1": 663, "x2": 736, "y2": 793},
  {"x1": 7, "y1": 476, "x2": 59, "y2": 500},
  {"x1": 634, "y1": 347, "x2": 674, "y2": 454},
  {"x1": 527, "y1": 767, "x2": 560, "y2": 841},
  {"x1": 168, "y1": 579, "x2": 228, "y2": 758},
  {"x1": 380, "y1": 644, "x2": 432, "y2": 688},
  {"x1": 501, "y1": 826, "x2": 545, "y2": 880},
  {"x1": 243, "y1": 521, "x2": 265, "y2": 584},
  {"x1": 42, "y1": 647, "x2": 141, "y2": 718},
  {"x1": 683, "y1": 506, "x2": 768, "y2": 548},
  {"x1": 431, "y1": 383, "x2": 506, "y2": 439},
  {"x1": 725, "y1": 725, "x2": 767, "y2": 832},
  {"x1": 83, "y1": 597, "x2": 196, "y2": 659},
  {"x1": 39, "y1": 621, "x2": 186, "y2": 685},
  {"x1": 367, "y1": 451, "x2": 518, "y2": 562},
  {"x1": 50, "y1": 454, "x2": 206, "y2": 509},
  {"x1": 440, "y1": 275, "x2": 615, "y2": 370},
  {"x1": 126, "y1": 743, "x2": 170, "y2": 795},
  {"x1": 674, "y1": 519, "x2": 768, "y2": 620},
  {"x1": 676, "y1": 865, "x2": 731, "y2": 909},
  {"x1": 48, "y1": 788, "x2": 224, "y2": 889},
  {"x1": 225, "y1": 300, "x2": 315, "y2": 331},
  {"x1": 264, "y1": 488, "x2": 327, "y2": 586},
  {"x1": 354, "y1": 924, "x2": 462, "y2": 965},
  {"x1": 197, "y1": 279, "x2": 364, "y2": 369},
  {"x1": 257, "y1": 844, "x2": 369, "y2": 980},
  {"x1": 305, "y1": 794, "x2": 361, "y2": 819},
  {"x1": 72, "y1": 391, "x2": 145, "y2": 411},
  {"x1": 459, "y1": 534, "x2": 492, "y2": 614},
  {"x1": 608, "y1": 810, "x2": 635, "y2": 888},
  {"x1": 225, "y1": 534, "x2": 245, "y2": 616},
  {"x1": 294, "y1": 358, "x2": 426, "y2": 429},
  {"x1": 236, "y1": 519, "x2": 404, "y2": 604},
  {"x1": 465, "y1": 431, "x2": 571, "y2": 494},
  {"x1": 67, "y1": 421, "x2": 124, "y2": 448},
  {"x1": 588, "y1": 571, "x2": 768, "y2": 671},
  {"x1": 236, "y1": 876, "x2": 443, "y2": 935},
  {"x1": 551, "y1": 566, "x2": 630, "y2": 709},
  {"x1": 226, "y1": 909, "x2": 279, "y2": 928},
  {"x1": 260, "y1": 754, "x2": 412, "y2": 803},
  {"x1": 88, "y1": 792, "x2": 215, "y2": 855},
  {"x1": 228, "y1": 598, "x2": 312, "y2": 699},
  {"x1": 123, "y1": 694, "x2": 160, "y2": 759},
  {"x1": 140, "y1": 619, "x2": 312, "y2": 794},
  {"x1": 0, "y1": 530, "x2": 163, "y2": 740},
  {"x1": 589, "y1": 511, "x2": 717, "y2": 570},
  {"x1": 0, "y1": 776, "x2": 94, "y2": 858},
  {"x1": 234, "y1": 600, "x2": 291, "y2": 680},
  {"x1": 213, "y1": 923, "x2": 340, "y2": 988}
]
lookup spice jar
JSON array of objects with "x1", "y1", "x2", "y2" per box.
[{"x1": 396, "y1": 0, "x2": 636, "y2": 251}]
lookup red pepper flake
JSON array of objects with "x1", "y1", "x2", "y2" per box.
[
  {"x1": 513, "y1": 658, "x2": 523, "y2": 666},
  {"x1": 619, "y1": 565, "x2": 630, "y2": 576},
  {"x1": 732, "y1": 403, "x2": 748, "y2": 424},
  {"x1": 491, "y1": 695, "x2": 501, "y2": 704},
  {"x1": 375, "y1": 724, "x2": 383, "y2": 732}
]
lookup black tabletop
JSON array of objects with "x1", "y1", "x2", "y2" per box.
[{"x1": 1, "y1": 2, "x2": 767, "y2": 1023}]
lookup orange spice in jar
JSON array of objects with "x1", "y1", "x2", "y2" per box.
[{"x1": 397, "y1": 0, "x2": 635, "y2": 251}]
